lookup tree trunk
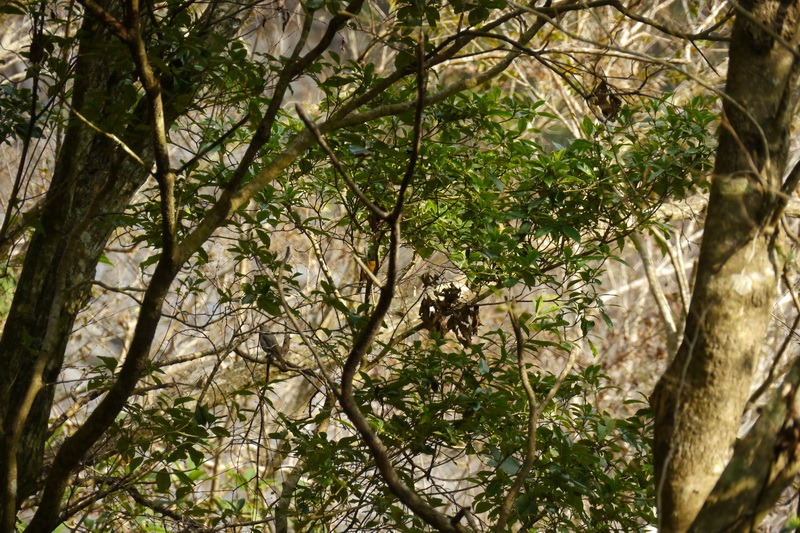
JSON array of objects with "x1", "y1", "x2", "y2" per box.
[
  {"x1": 0, "y1": 2, "x2": 250, "y2": 523},
  {"x1": 0, "y1": 7, "x2": 143, "y2": 512},
  {"x1": 652, "y1": 1, "x2": 800, "y2": 531}
]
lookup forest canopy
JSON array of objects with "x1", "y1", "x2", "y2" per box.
[{"x1": 1, "y1": 1, "x2": 800, "y2": 531}]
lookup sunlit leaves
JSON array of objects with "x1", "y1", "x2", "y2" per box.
[{"x1": 19, "y1": 0, "x2": 717, "y2": 528}]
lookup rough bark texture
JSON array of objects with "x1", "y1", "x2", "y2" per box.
[
  {"x1": 690, "y1": 357, "x2": 800, "y2": 531},
  {"x1": 0, "y1": 6, "x2": 142, "y2": 510},
  {"x1": 652, "y1": 2, "x2": 800, "y2": 531},
  {"x1": 0, "y1": 1, "x2": 250, "y2": 523}
]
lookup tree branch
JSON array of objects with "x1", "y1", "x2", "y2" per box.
[
  {"x1": 76, "y1": 0, "x2": 133, "y2": 42},
  {"x1": 496, "y1": 307, "x2": 579, "y2": 530},
  {"x1": 691, "y1": 356, "x2": 800, "y2": 530},
  {"x1": 631, "y1": 232, "x2": 679, "y2": 355},
  {"x1": 334, "y1": 33, "x2": 468, "y2": 533}
]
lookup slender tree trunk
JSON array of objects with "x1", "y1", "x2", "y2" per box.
[
  {"x1": 652, "y1": 2, "x2": 800, "y2": 531},
  {"x1": 0, "y1": 2, "x2": 250, "y2": 523}
]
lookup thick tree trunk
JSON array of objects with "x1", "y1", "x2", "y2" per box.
[
  {"x1": 652, "y1": 2, "x2": 800, "y2": 531},
  {"x1": 690, "y1": 355, "x2": 800, "y2": 531},
  {"x1": 0, "y1": 7, "x2": 144, "y2": 512},
  {"x1": 0, "y1": 2, "x2": 250, "y2": 524}
]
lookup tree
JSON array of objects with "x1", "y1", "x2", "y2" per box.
[
  {"x1": 0, "y1": 0, "x2": 797, "y2": 531},
  {"x1": 652, "y1": 1, "x2": 800, "y2": 530}
]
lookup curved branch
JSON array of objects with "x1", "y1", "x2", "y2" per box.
[
  {"x1": 495, "y1": 307, "x2": 578, "y2": 530},
  {"x1": 335, "y1": 34, "x2": 467, "y2": 533},
  {"x1": 609, "y1": 0, "x2": 732, "y2": 42}
]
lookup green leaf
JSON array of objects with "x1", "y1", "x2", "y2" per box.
[
  {"x1": 0, "y1": 1, "x2": 26, "y2": 15},
  {"x1": 348, "y1": 144, "x2": 371, "y2": 156},
  {"x1": 156, "y1": 470, "x2": 171, "y2": 492},
  {"x1": 139, "y1": 253, "x2": 161, "y2": 271},
  {"x1": 467, "y1": 6, "x2": 490, "y2": 26},
  {"x1": 562, "y1": 226, "x2": 581, "y2": 243},
  {"x1": 96, "y1": 356, "x2": 118, "y2": 372},
  {"x1": 324, "y1": 75, "x2": 351, "y2": 88},
  {"x1": 188, "y1": 446, "x2": 205, "y2": 466},
  {"x1": 498, "y1": 455, "x2": 520, "y2": 475},
  {"x1": 394, "y1": 50, "x2": 414, "y2": 71}
]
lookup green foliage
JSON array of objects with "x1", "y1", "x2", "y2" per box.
[
  {"x1": 67, "y1": 368, "x2": 247, "y2": 531},
  {"x1": 470, "y1": 368, "x2": 654, "y2": 531},
  {"x1": 278, "y1": 336, "x2": 654, "y2": 531},
  {"x1": 90, "y1": 83, "x2": 711, "y2": 529},
  {"x1": 0, "y1": 269, "x2": 16, "y2": 318},
  {"x1": 5, "y1": 0, "x2": 720, "y2": 530},
  {"x1": 0, "y1": 84, "x2": 40, "y2": 144},
  {"x1": 784, "y1": 516, "x2": 800, "y2": 530},
  {"x1": 244, "y1": 88, "x2": 708, "y2": 530}
]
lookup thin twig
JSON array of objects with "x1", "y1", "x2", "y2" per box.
[
  {"x1": 632, "y1": 232, "x2": 679, "y2": 355},
  {"x1": 175, "y1": 113, "x2": 251, "y2": 175},
  {"x1": 69, "y1": 106, "x2": 146, "y2": 166},
  {"x1": 668, "y1": 229, "x2": 691, "y2": 314},
  {"x1": 353, "y1": 251, "x2": 382, "y2": 286},
  {"x1": 295, "y1": 105, "x2": 389, "y2": 220},
  {"x1": 300, "y1": 225, "x2": 350, "y2": 299}
]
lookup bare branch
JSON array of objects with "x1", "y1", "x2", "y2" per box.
[
  {"x1": 75, "y1": 0, "x2": 132, "y2": 42},
  {"x1": 631, "y1": 232, "x2": 679, "y2": 355},
  {"x1": 68, "y1": 106, "x2": 146, "y2": 167}
]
